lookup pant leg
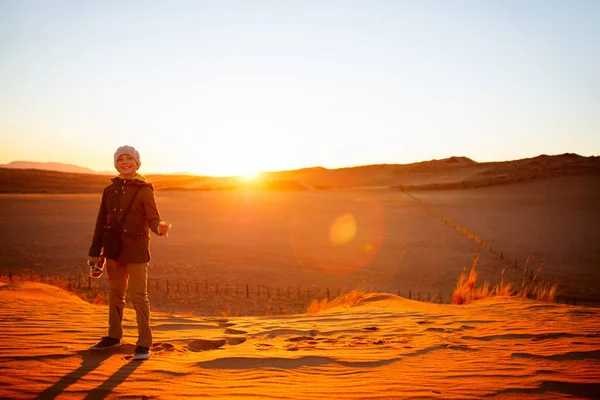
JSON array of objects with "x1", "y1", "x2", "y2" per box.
[
  {"x1": 127, "y1": 262, "x2": 152, "y2": 347},
  {"x1": 106, "y1": 259, "x2": 128, "y2": 340}
]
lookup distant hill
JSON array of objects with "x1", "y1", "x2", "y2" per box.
[
  {"x1": 0, "y1": 154, "x2": 598, "y2": 193},
  {"x1": 0, "y1": 161, "x2": 106, "y2": 175}
]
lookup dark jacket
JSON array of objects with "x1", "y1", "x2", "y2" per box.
[{"x1": 89, "y1": 176, "x2": 162, "y2": 263}]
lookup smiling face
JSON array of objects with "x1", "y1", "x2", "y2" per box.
[{"x1": 116, "y1": 154, "x2": 139, "y2": 178}]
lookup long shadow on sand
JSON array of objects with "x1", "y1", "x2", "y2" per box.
[
  {"x1": 83, "y1": 359, "x2": 142, "y2": 400},
  {"x1": 35, "y1": 347, "x2": 140, "y2": 400}
]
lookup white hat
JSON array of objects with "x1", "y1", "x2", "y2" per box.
[{"x1": 114, "y1": 145, "x2": 141, "y2": 169}]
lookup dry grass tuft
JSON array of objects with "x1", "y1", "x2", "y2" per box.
[
  {"x1": 307, "y1": 290, "x2": 367, "y2": 313},
  {"x1": 452, "y1": 257, "x2": 491, "y2": 304},
  {"x1": 495, "y1": 269, "x2": 514, "y2": 296},
  {"x1": 452, "y1": 256, "x2": 558, "y2": 304}
]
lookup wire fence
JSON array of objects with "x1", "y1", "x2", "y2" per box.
[{"x1": 1, "y1": 270, "x2": 599, "y2": 308}]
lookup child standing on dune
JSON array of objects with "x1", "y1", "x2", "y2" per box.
[{"x1": 87, "y1": 145, "x2": 170, "y2": 360}]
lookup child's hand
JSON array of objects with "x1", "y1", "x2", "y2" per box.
[{"x1": 158, "y1": 221, "x2": 172, "y2": 237}]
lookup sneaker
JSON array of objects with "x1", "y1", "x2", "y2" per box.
[
  {"x1": 133, "y1": 346, "x2": 151, "y2": 360},
  {"x1": 90, "y1": 336, "x2": 122, "y2": 350}
]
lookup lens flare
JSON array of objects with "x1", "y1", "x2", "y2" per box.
[
  {"x1": 290, "y1": 190, "x2": 385, "y2": 275},
  {"x1": 329, "y1": 213, "x2": 357, "y2": 245}
]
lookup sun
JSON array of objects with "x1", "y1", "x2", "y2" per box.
[{"x1": 238, "y1": 170, "x2": 262, "y2": 181}]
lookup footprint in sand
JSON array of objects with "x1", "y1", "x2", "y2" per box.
[
  {"x1": 214, "y1": 319, "x2": 236, "y2": 328},
  {"x1": 187, "y1": 339, "x2": 227, "y2": 352},
  {"x1": 284, "y1": 336, "x2": 321, "y2": 351},
  {"x1": 285, "y1": 336, "x2": 315, "y2": 343},
  {"x1": 224, "y1": 328, "x2": 247, "y2": 335},
  {"x1": 153, "y1": 342, "x2": 176, "y2": 354},
  {"x1": 226, "y1": 337, "x2": 246, "y2": 345},
  {"x1": 193, "y1": 337, "x2": 249, "y2": 351}
]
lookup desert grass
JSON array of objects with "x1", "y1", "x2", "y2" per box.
[
  {"x1": 452, "y1": 256, "x2": 558, "y2": 304},
  {"x1": 307, "y1": 289, "x2": 367, "y2": 313},
  {"x1": 515, "y1": 257, "x2": 558, "y2": 302},
  {"x1": 452, "y1": 257, "x2": 490, "y2": 304}
]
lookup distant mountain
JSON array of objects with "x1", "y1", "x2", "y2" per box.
[
  {"x1": 1, "y1": 154, "x2": 598, "y2": 193},
  {"x1": 0, "y1": 161, "x2": 106, "y2": 175}
]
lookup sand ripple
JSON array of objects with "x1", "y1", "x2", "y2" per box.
[{"x1": 0, "y1": 284, "x2": 599, "y2": 399}]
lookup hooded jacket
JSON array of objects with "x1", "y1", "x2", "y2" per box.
[{"x1": 89, "y1": 175, "x2": 162, "y2": 263}]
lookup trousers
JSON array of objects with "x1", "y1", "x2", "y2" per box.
[{"x1": 106, "y1": 259, "x2": 152, "y2": 347}]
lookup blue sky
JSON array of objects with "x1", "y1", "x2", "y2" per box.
[{"x1": 1, "y1": 0, "x2": 598, "y2": 176}]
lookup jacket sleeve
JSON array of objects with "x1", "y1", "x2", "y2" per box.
[
  {"x1": 88, "y1": 189, "x2": 107, "y2": 257},
  {"x1": 142, "y1": 186, "x2": 163, "y2": 235}
]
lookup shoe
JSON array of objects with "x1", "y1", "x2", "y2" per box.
[
  {"x1": 133, "y1": 346, "x2": 151, "y2": 360},
  {"x1": 90, "y1": 336, "x2": 121, "y2": 350}
]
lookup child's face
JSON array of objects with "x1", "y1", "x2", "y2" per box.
[{"x1": 116, "y1": 154, "x2": 138, "y2": 176}]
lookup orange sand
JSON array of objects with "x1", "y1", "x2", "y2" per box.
[{"x1": 0, "y1": 281, "x2": 599, "y2": 399}]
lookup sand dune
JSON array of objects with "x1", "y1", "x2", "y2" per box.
[{"x1": 1, "y1": 282, "x2": 599, "y2": 399}]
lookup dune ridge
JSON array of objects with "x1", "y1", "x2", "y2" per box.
[
  {"x1": 1, "y1": 282, "x2": 599, "y2": 399},
  {"x1": 1, "y1": 153, "x2": 598, "y2": 193}
]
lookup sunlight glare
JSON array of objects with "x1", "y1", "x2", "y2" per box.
[
  {"x1": 329, "y1": 213, "x2": 357, "y2": 245},
  {"x1": 239, "y1": 170, "x2": 262, "y2": 181}
]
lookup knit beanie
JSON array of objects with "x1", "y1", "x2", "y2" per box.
[{"x1": 114, "y1": 145, "x2": 141, "y2": 169}]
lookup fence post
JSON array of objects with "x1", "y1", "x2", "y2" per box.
[
  {"x1": 166, "y1": 280, "x2": 170, "y2": 295},
  {"x1": 246, "y1": 284, "x2": 249, "y2": 298}
]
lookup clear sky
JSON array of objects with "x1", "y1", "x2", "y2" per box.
[{"x1": 1, "y1": 0, "x2": 598, "y2": 176}]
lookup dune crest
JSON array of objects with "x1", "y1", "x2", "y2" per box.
[
  {"x1": 0, "y1": 281, "x2": 88, "y2": 304},
  {"x1": 0, "y1": 282, "x2": 599, "y2": 399}
]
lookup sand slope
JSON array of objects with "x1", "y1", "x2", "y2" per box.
[{"x1": 0, "y1": 282, "x2": 599, "y2": 399}]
